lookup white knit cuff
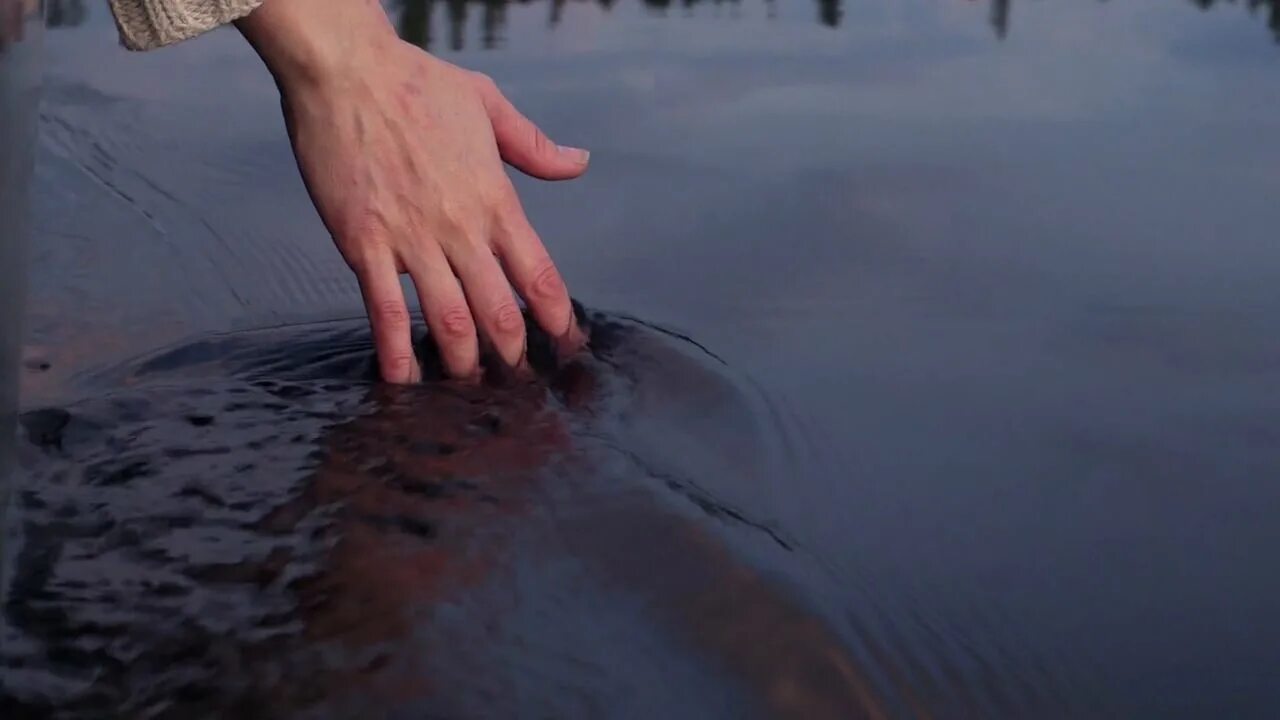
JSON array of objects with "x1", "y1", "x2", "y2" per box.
[{"x1": 108, "y1": 0, "x2": 265, "y2": 50}]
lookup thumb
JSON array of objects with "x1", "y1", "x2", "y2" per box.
[{"x1": 476, "y1": 74, "x2": 589, "y2": 181}]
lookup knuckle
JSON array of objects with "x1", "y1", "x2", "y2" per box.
[
  {"x1": 491, "y1": 300, "x2": 525, "y2": 336},
  {"x1": 434, "y1": 198, "x2": 466, "y2": 232},
  {"x1": 436, "y1": 201, "x2": 487, "y2": 243},
  {"x1": 485, "y1": 180, "x2": 520, "y2": 214},
  {"x1": 471, "y1": 71, "x2": 498, "y2": 95},
  {"x1": 529, "y1": 260, "x2": 566, "y2": 301},
  {"x1": 384, "y1": 353, "x2": 416, "y2": 375},
  {"x1": 342, "y1": 211, "x2": 392, "y2": 270},
  {"x1": 345, "y1": 206, "x2": 389, "y2": 242},
  {"x1": 530, "y1": 125, "x2": 552, "y2": 157},
  {"x1": 438, "y1": 305, "x2": 475, "y2": 340},
  {"x1": 374, "y1": 300, "x2": 410, "y2": 328}
]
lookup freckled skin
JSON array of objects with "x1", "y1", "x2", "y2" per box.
[{"x1": 237, "y1": 0, "x2": 591, "y2": 384}]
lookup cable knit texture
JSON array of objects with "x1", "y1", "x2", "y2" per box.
[{"x1": 109, "y1": 0, "x2": 265, "y2": 50}]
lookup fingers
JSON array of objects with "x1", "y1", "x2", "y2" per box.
[
  {"x1": 474, "y1": 74, "x2": 590, "y2": 182},
  {"x1": 493, "y1": 213, "x2": 581, "y2": 352},
  {"x1": 353, "y1": 250, "x2": 421, "y2": 385},
  {"x1": 401, "y1": 246, "x2": 481, "y2": 380},
  {"x1": 448, "y1": 243, "x2": 528, "y2": 370}
]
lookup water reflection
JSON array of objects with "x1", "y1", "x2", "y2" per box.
[
  {"x1": 2, "y1": 0, "x2": 42, "y2": 602},
  {"x1": 1194, "y1": 0, "x2": 1280, "y2": 40},
  {"x1": 3, "y1": 313, "x2": 895, "y2": 717},
  {"x1": 37, "y1": 0, "x2": 1280, "y2": 48},
  {"x1": 45, "y1": 0, "x2": 86, "y2": 29},
  {"x1": 388, "y1": 0, "x2": 849, "y2": 49},
  {"x1": 990, "y1": 0, "x2": 1009, "y2": 39},
  {"x1": 18, "y1": 0, "x2": 1280, "y2": 713},
  {"x1": 387, "y1": 0, "x2": 1280, "y2": 49}
]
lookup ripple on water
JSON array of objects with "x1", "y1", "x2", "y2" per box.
[{"x1": 2, "y1": 308, "x2": 1081, "y2": 719}]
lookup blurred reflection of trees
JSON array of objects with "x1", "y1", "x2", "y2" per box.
[
  {"x1": 37, "y1": 0, "x2": 1280, "y2": 48},
  {"x1": 986, "y1": 0, "x2": 1277, "y2": 41},
  {"x1": 390, "y1": 0, "x2": 1280, "y2": 51},
  {"x1": 1191, "y1": 0, "x2": 1280, "y2": 42},
  {"x1": 45, "y1": 0, "x2": 86, "y2": 28},
  {"x1": 990, "y1": 0, "x2": 1009, "y2": 39}
]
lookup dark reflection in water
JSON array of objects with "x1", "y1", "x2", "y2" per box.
[
  {"x1": 2, "y1": 311, "x2": 922, "y2": 718},
  {"x1": 37, "y1": 0, "x2": 1280, "y2": 47},
  {"x1": 1195, "y1": 0, "x2": 1280, "y2": 41},
  {"x1": 385, "y1": 0, "x2": 1280, "y2": 49},
  {"x1": 990, "y1": 0, "x2": 1009, "y2": 39},
  {"x1": 1, "y1": 0, "x2": 42, "y2": 634},
  {"x1": 44, "y1": 0, "x2": 86, "y2": 30}
]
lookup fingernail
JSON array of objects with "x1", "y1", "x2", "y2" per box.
[{"x1": 557, "y1": 145, "x2": 590, "y2": 164}]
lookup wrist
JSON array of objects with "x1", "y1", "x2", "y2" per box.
[{"x1": 235, "y1": 0, "x2": 400, "y2": 89}]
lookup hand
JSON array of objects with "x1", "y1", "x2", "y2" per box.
[{"x1": 237, "y1": 0, "x2": 588, "y2": 383}]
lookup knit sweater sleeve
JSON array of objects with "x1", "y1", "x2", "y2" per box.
[{"x1": 108, "y1": 0, "x2": 265, "y2": 50}]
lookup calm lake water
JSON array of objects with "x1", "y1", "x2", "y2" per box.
[{"x1": 4, "y1": 0, "x2": 1280, "y2": 717}]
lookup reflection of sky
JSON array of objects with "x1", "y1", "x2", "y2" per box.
[{"x1": 47, "y1": 0, "x2": 1280, "y2": 49}]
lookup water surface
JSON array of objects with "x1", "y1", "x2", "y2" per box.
[
  {"x1": 6, "y1": 1, "x2": 1280, "y2": 717},
  {"x1": 1, "y1": 0, "x2": 42, "y2": 632}
]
